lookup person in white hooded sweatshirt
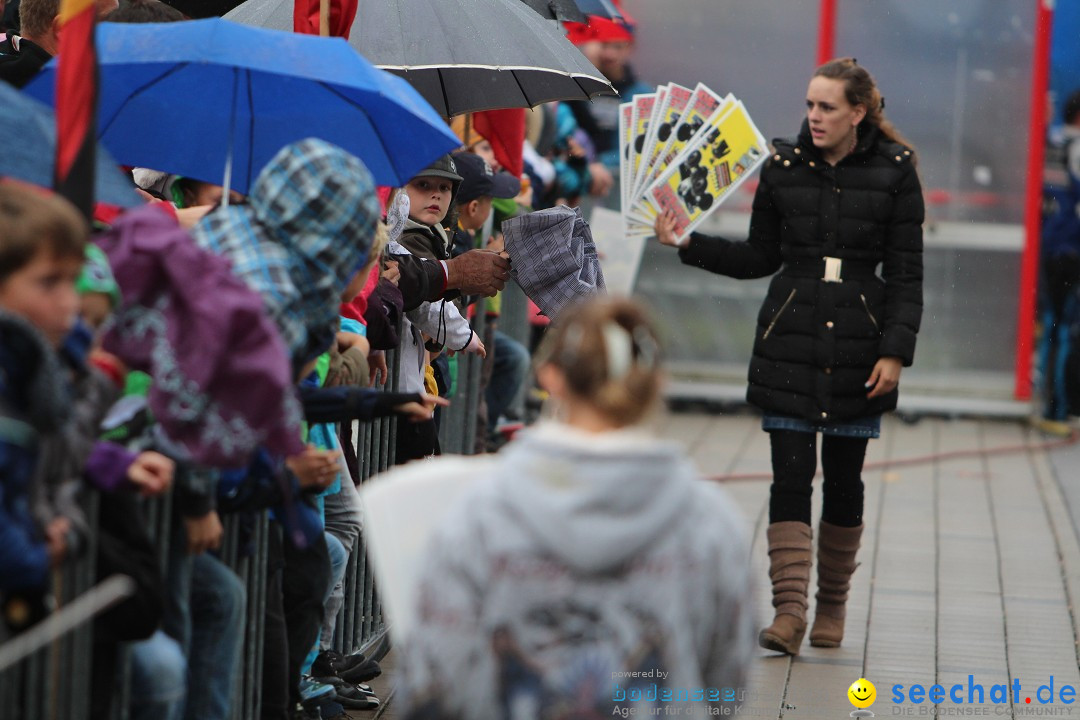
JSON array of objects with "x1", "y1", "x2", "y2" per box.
[{"x1": 394, "y1": 297, "x2": 755, "y2": 719}]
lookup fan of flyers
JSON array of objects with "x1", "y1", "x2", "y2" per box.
[{"x1": 619, "y1": 82, "x2": 769, "y2": 244}]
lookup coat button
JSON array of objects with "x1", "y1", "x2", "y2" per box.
[
  {"x1": 773, "y1": 154, "x2": 781, "y2": 161},
  {"x1": 895, "y1": 155, "x2": 902, "y2": 161},
  {"x1": 794, "y1": 148, "x2": 801, "y2": 155},
  {"x1": 826, "y1": 321, "x2": 834, "y2": 329},
  {"x1": 783, "y1": 160, "x2": 791, "y2": 167},
  {"x1": 825, "y1": 368, "x2": 832, "y2": 374},
  {"x1": 809, "y1": 161, "x2": 815, "y2": 167},
  {"x1": 821, "y1": 412, "x2": 829, "y2": 419},
  {"x1": 904, "y1": 150, "x2": 911, "y2": 156}
]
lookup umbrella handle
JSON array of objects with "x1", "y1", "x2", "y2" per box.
[
  {"x1": 222, "y1": 146, "x2": 233, "y2": 208},
  {"x1": 221, "y1": 67, "x2": 239, "y2": 208}
]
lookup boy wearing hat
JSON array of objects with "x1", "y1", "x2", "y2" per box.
[
  {"x1": 392, "y1": 155, "x2": 486, "y2": 462},
  {"x1": 453, "y1": 151, "x2": 521, "y2": 236}
]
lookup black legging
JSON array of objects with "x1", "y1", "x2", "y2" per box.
[{"x1": 768, "y1": 430, "x2": 868, "y2": 527}]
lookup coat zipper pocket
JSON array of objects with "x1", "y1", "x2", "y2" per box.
[
  {"x1": 762, "y1": 289, "x2": 797, "y2": 340},
  {"x1": 860, "y1": 294, "x2": 880, "y2": 332}
]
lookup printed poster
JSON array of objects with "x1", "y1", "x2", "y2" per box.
[
  {"x1": 632, "y1": 83, "x2": 692, "y2": 202},
  {"x1": 643, "y1": 101, "x2": 768, "y2": 244},
  {"x1": 628, "y1": 92, "x2": 657, "y2": 201},
  {"x1": 634, "y1": 84, "x2": 728, "y2": 215},
  {"x1": 618, "y1": 101, "x2": 634, "y2": 212}
]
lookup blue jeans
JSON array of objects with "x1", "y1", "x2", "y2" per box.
[
  {"x1": 128, "y1": 630, "x2": 187, "y2": 720},
  {"x1": 165, "y1": 523, "x2": 246, "y2": 720},
  {"x1": 486, "y1": 331, "x2": 530, "y2": 432},
  {"x1": 762, "y1": 413, "x2": 881, "y2": 439},
  {"x1": 303, "y1": 532, "x2": 349, "y2": 674},
  {"x1": 321, "y1": 482, "x2": 362, "y2": 650}
]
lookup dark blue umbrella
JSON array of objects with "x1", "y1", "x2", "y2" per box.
[
  {"x1": 0, "y1": 82, "x2": 139, "y2": 208},
  {"x1": 24, "y1": 18, "x2": 461, "y2": 193}
]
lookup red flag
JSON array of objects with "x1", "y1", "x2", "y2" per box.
[
  {"x1": 293, "y1": 0, "x2": 357, "y2": 37},
  {"x1": 54, "y1": 0, "x2": 97, "y2": 219},
  {"x1": 472, "y1": 109, "x2": 526, "y2": 178}
]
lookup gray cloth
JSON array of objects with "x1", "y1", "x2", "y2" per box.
[
  {"x1": 502, "y1": 205, "x2": 606, "y2": 321},
  {"x1": 395, "y1": 422, "x2": 755, "y2": 718},
  {"x1": 320, "y1": 474, "x2": 363, "y2": 650}
]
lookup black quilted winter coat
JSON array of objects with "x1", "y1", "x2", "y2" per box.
[{"x1": 678, "y1": 120, "x2": 924, "y2": 421}]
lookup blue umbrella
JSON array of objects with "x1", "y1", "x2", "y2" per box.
[
  {"x1": 0, "y1": 82, "x2": 139, "y2": 208},
  {"x1": 24, "y1": 18, "x2": 461, "y2": 193}
]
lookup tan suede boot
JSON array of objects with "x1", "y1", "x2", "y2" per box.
[
  {"x1": 758, "y1": 521, "x2": 813, "y2": 655},
  {"x1": 809, "y1": 521, "x2": 863, "y2": 648}
]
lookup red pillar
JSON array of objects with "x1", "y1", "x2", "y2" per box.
[
  {"x1": 817, "y1": 0, "x2": 837, "y2": 65},
  {"x1": 1015, "y1": 0, "x2": 1054, "y2": 400}
]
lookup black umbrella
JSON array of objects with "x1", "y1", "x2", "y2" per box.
[
  {"x1": 574, "y1": 0, "x2": 624, "y2": 21},
  {"x1": 223, "y1": 0, "x2": 615, "y2": 118},
  {"x1": 518, "y1": 0, "x2": 586, "y2": 23}
]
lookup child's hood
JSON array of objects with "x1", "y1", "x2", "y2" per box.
[
  {"x1": 192, "y1": 139, "x2": 379, "y2": 366},
  {"x1": 488, "y1": 422, "x2": 702, "y2": 574},
  {"x1": 247, "y1": 138, "x2": 380, "y2": 290}
]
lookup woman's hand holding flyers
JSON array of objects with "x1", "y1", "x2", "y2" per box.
[{"x1": 654, "y1": 210, "x2": 682, "y2": 247}]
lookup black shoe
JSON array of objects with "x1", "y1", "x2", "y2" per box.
[
  {"x1": 337, "y1": 658, "x2": 381, "y2": 684},
  {"x1": 311, "y1": 649, "x2": 367, "y2": 680},
  {"x1": 330, "y1": 683, "x2": 381, "y2": 711},
  {"x1": 313, "y1": 675, "x2": 378, "y2": 698}
]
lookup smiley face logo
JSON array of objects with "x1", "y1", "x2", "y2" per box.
[{"x1": 848, "y1": 678, "x2": 876, "y2": 709}]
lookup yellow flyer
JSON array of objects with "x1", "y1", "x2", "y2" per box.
[
  {"x1": 629, "y1": 92, "x2": 657, "y2": 195},
  {"x1": 635, "y1": 98, "x2": 737, "y2": 221},
  {"x1": 632, "y1": 83, "x2": 692, "y2": 200},
  {"x1": 618, "y1": 101, "x2": 634, "y2": 212},
  {"x1": 634, "y1": 84, "x2": 729, "y2": 217},
  {"x1": 643, "y1": 101, "x2": 768, "y2": 242}
]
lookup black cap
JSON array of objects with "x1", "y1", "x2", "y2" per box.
[
  {"x1": 452, "y1": 151, "x2": 521, "y2": 204},
  {"x1": 413, "y1": 154, "x2": 463, "y2": 183}
]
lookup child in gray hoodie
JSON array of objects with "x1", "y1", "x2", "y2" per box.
[{"x1": 393, "y1": 297, "x2": 755, "y2": 718}]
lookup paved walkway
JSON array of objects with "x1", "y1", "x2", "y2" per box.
[{"x1": 363, "y1": 411, "x2": 1080, "y2": 719}]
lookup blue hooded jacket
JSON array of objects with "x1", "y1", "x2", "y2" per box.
[{"x1": 0, "y1": 312, "x2": 70, "y2": 591}]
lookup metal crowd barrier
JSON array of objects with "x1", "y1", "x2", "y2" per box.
[
  {"x1": 0, "y1": 336, "x2": 495, "y2": 719},
  {"x1": 0, "y1": 493, "x2": 99, "y2": 720},
  {"x1": 0, "y1": 271, "x2": 546, "y2": 719}
]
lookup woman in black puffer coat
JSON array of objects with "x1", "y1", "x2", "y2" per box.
[{"x1": 655, "y1": 58, "x2": 924, "y2": 657}]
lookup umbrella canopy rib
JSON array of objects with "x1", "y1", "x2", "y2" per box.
[
  {"x1": 573, "y1": 74, "x2": 606, "y2": 104},
  {"x1": 377, "y1": 63, "x2": 600, "y2": 74},
  {"x1": 100, "y1": 62, "x2": 189, "y2": 137},
  {"x1": 313, "y1": 80, "x2": 393, "y2": 172},
  {"x1": 245, "y1": 68, "x2": 256, "y2": 190},
  {"x1": 511, "y1": 69, "x2": 532, "y2": 109},
  {"x1": 438, "y1": 67, "x2": 450, "y2": 120},
  {"x1": 223, "y1": 66, "x2": 240, "y2": 196}
]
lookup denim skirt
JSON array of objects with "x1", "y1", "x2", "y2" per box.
[{"x1": 761, "y1": 413, "x2": 882, "y2": 439}]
